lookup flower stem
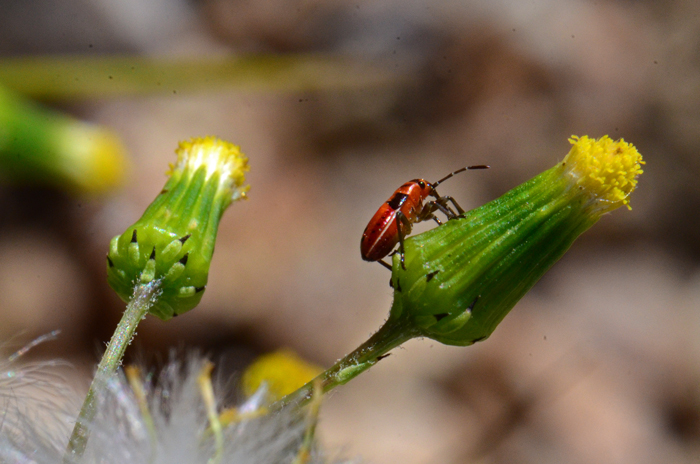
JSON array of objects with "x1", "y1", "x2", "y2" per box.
[
  {"x1": 271, "y1": 316, "x2": 418, "y2": 411},
  {"x1": 64, "y1": 281, "x2": 161, "y2": 463}
]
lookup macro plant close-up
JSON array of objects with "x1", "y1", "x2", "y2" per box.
[{"x1": 0, "y1": 1, "x2": 698, "y2": 464}]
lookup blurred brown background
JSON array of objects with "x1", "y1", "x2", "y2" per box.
[{"x1": 0, "y1": 0, "x2": 698, "y2": 463}]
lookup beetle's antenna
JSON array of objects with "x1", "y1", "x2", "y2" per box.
[{"x1": 432, "y1": 165, "x2": 489, "y2": 188}]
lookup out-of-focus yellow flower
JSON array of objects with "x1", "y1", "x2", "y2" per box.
[
  {"x1": 0, "y1": 84, "x2": 128, "y2": 194},
  {"x1": 242, "y1": 350, "x2": 323, "y2": 402}
]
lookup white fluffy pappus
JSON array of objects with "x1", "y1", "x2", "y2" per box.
[
  {"x1": 0, "y1": 331, "x2": 77, "y2": 463},
  {"x1": 0, "y1": 346, "x2": 355, "y2": 464}
]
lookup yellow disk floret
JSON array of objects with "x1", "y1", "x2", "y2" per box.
[
  {"x1": 563, "y1": 135, "x2": 644, "y2": 211},
  {"x1": 242, "y1": 349, "x2": 323, "y2": 402},
  {"x1": 171, "y1": 136, "x2": 250, "y2": 200}
]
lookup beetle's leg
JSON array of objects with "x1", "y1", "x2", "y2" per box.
[
  {"x1": 439, "y1": 195, "x2": 465, "y2": 215},
  {"x1": 416, "y1": 201, "x2": 443, "y2": 223},
  {"x1": 430, "y1": 187, "x2": 465, "y2": 217},
  {"x1": 417, "y1": 203, "x2": 443, "y2": 225},
  {"x1": 421, "y1": 199, "x2": 455, "y2": 223},
  {"x1": 426, "y1": 200, "x2": 456, "y2": 219},
  {"x1": 378, "y1": 259, "x2": 392, "y2": 271},
  {"x1": 428, "y1": 189, "x2": 458, "y2": 218},
  {"x1": 423, "y1": 210, "x2": 443, "y2": 226},
  {"x1": 395, "y1": 211, "x2": 412, "y2": 270}
]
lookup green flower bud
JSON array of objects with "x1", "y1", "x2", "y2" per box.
[
  {"x1": 389, "y1": 135, "x2": 644, "y2": 346},
  {"x1": 107, "y1": 136, "x2": 249, "y2": 320}
]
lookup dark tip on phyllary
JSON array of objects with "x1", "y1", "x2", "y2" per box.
[
  {"x1": 149, "y1": 246, "x2": 156, "y2": 260},
  {"x1": 434, "y1": 313, "x2": 449, "y2": 321},
  {"x1": 377, "y1": 353, "x2": 391, "y2": 361},
  {"x1": 195, "y1": 286, "x2": 205, "y2": 293},
  {"x1": 179, "y1": 234, "x2": 191, "y2": 244},
  {"x1": 131, "y1": 229, "x2": 138, "y2": 243},
  {"x1": 106, "y1": 255, "x2": 114, "y2": 267},
  {"x1": 179, "y1": 253, "x2": 189, "y2": 265},
  {"x1": 426, "y1": 270, "x2": 439, "y2": 282}
]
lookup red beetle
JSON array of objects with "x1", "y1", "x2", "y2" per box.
[{"x1": 361, "y1": 165, "x2": 489, "y2": 269}]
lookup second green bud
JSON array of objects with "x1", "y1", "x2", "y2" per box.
[{"x1": 107, "y1": 136, "x2": 249, "y2": 320}]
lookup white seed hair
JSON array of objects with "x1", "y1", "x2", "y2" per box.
[{"x1": 0, "y1": 343, "x2": 357, "y2": 464}]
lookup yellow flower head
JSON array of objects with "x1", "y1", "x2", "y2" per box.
[
  {"x1": 171, "y1": 136, "x2": 250, "y2": 202},
  {"x1": 242, "y1": 350, "x2": 322, "y2": 402},
  {"x1": 562, "y1": 135, "x2": 644, "y2": 211}
]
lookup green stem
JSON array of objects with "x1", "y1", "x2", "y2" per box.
[
  {"x1": 0, "y1": 55, "x2": 397, "y2": 100},
  {"x1": 271, "y1": 316, "x2": 419, "y2": 411},
  {"x1": 64, "y1": 281, "x2": 161, "y2": 463}
]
